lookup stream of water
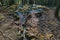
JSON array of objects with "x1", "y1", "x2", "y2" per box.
[
  {"x1": 16, "y1": 6, "x2": 43, "y2": 40},
  {"x1": 16, "y1": 12, "x2": 25, "y2": 24},
  {"x1": 16, "y1": 11, "x2": 27, "y2": 40}
]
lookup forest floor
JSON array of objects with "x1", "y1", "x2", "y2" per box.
[{"x1": 0, "y1": 7, "x2": 60, "y2": 40}]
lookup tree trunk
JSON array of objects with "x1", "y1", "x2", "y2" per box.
[
  {"x1": 55, "y1": 0, "x2": 60, "y2": 21},
  {"x1": 9, "y1": 0, "x2": 15, "y2": 5}
]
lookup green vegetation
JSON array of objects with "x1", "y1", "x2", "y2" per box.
[{"x1": 0, "y1": 0, "x2": 58, "y2": 6}]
